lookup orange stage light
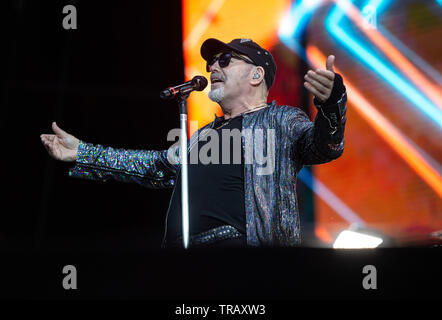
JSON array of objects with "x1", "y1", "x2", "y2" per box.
[
  {"x1": 332, "y1": 0, "x2": 442, "y2": 110},
  {"x1": 307, "y1": 45, "x2": 442, "y2": 198}
]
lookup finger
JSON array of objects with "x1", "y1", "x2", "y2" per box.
[
  {"x1": 316, "y1": 69, "x2": 334, "y2": 81},
  {"x1": 44, "y1": 138, "x2": 60, "y2": 159},
  {"x1": 42, "y1": 137, "x2": 53, "y2": 148},
  {"x1": 41, "y1": 134, "x2": 55, "y2": 142},
  {"x1": 42, "y1": 142, "x2": 51, "y2": 154},
  {"x1": 44, "y1": 141, "x2": 52, "y2": 153},
  {"x1": 326, "y1": 55, "x2": 335, "y2": 72},
  {"x1": 307, "y1": 71, "x2": 333, "y2": 88},
  {"x1": 304, "y1": 75, "x2": 328, "y2": 94},
  {"x1": 52, "y1": 122, "x2": 68, "y2": 137},
  {"x1": 304, "y1": 82, "x2": 325, "y2": 101},
  {"x1": 42, "y1": 139, "x2": 53, "y2": 154}
]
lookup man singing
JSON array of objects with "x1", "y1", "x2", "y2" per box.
[{"x1": 40, "y1": 38, "x2": 347, "y2": 248}]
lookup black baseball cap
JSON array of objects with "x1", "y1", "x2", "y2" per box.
[{"x1": 201, "y1": 38, "x2": 277, "y2": 89}]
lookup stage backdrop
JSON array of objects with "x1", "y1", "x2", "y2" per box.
[{"x1": 181, "y1": 0, "x2": 442, "y2": 245}]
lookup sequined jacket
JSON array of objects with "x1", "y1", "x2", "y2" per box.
[{"x1": 69, "y1": 92, "x2": 347, "y2": 247}]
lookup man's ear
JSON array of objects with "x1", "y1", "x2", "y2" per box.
[{"x1": 250, "y1": 66, "x2": 265, "y2": 86}]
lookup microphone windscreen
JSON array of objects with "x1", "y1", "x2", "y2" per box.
[{"x1": 192, "y1": 76, "x2": 208, "y2": 91}]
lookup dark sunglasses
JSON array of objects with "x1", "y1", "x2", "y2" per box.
[{"x1": 206, "y1": 51, "x2": 255, "y2": 72}]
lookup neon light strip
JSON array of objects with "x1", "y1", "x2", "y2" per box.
[
  {"x1": 307, "y1": 45, "x2": 442, "y2": 198},
  {"x1": 365, "y1": 0, "x2": 442, "y2": 84},
  {"x1": 278, "y1": 0, "x2": 324, "y2": 60},
  {"x1": 377, "y1": 25, "x2": 442, "y2": 86},
  {"x1": 278, "y1": 0, "x2": 324, "y2": 39},
  {"x1": 298, "y1": 168, "x2": 366, "y2": 225},
  {"x1": 279, "y1": 0, "x2": 442, "y2": 195},
  {"x1": 327, "y1": 0, "x2": 442, "y2": 127},
  {"x1": 340, "y1": 0, "x2": 442, "y2": 109}
]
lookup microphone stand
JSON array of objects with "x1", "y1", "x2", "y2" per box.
[
  {"x1": 178, "y1": 89, "x2": 190, "y2": 249},
  {"x1": 161, "y1": 76, "x2": 207, "y2": 249}
]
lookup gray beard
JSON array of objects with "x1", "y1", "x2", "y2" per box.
[{"x1": 208, "y1": 86, "x2": 225, "y2": 103}]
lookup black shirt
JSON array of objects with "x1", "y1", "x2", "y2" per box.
[{"x1": 165, "y1": 115, "x2": 245, "y2": 243}]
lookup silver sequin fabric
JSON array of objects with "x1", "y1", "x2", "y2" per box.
[
  {"x1": 69, "y1": 94, "x2": 347, "y2": 247},
  {"x1": 69, "y1": 144, "x2": 177, "y2": 189}
]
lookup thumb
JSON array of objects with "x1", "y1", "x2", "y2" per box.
[
  {"x1": 326, "y1": 55, "x2": 335, "y2": 72},
  {"x1": 52, "y1": 121, "x2": 68, "y2": 137}
]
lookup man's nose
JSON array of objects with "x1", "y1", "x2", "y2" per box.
[{"x1": 209, "y1": 60, "x2": 221, "y2": 73}]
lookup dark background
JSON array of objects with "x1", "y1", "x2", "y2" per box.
[{"x1": 2, "y1": 0, "x2": 185, "y2": 251}]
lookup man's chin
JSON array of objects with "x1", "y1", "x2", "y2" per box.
[{"x1": 208, "y1": 87, "x2": 225, "y2": 103}]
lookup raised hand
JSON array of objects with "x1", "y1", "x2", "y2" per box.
[
  {"x1": 303, "y1": 55, "x2": 336, "y2": 103},
  {"x1": 40, "y1": 122, "x2": 80, "y2": 162}
]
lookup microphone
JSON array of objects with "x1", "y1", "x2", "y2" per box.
[{"x1": 160, "y1": 76, "x2": 208, "y2": 100}]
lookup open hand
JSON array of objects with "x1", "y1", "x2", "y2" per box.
[
  {"x1": 303, "y1": 55, "x2": 336, "y2": 103},
  {"x1": 40, "y1": 122, "x2": 79, "y2": 162}
]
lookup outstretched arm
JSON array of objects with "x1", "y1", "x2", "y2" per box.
[
  {"x1": 292, "y1": 55, "x2": 347, "y2": 166},
  {"x1": 68, "y1": 141, "x2": 177, "y2": 189},
  {"x1": 40, "y1": 122, "x2": 178, "y2": 189}
]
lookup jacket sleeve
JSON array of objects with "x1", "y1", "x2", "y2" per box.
[
  {"x1": 288, "y1": 89, "x2": 347, "y2": 167},
  {"x1": 68, "y1": 141, "x2": 178, "y2": 189}
]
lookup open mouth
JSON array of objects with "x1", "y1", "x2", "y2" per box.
[{"x1": 211, "y1": 79, "x2": 224, "y2": 84}]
